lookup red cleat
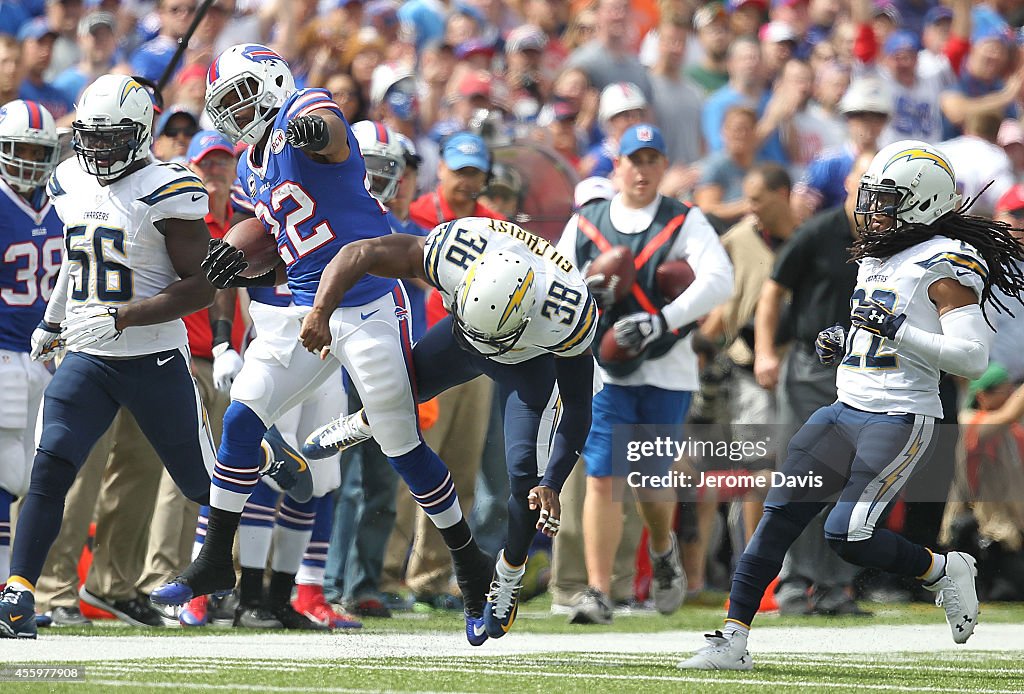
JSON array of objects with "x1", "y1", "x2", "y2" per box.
[{"x1": 292, "y1": 584, "x2": 362, "y2": 630}]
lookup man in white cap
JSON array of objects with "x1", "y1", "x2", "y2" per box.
[{"x1": 579, "y1": 82, "x2": 647, "y2": 179}]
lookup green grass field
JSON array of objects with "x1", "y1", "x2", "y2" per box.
[{"x1": 4, "y1": 597, "x2": 1023, "y2": 693}]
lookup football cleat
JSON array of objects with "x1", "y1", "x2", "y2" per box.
[
  {"x1": 293, "y1": 585, "x2": 362, "y2": 630},
  {"x1": 650, "y1": 535, "x2": 687, "y2": 615},
  {"x1": 179, "y1": 595, "x2": 209, "y2": 627},
  {"x1": 79, "y1": 587, "x2": 164, "y2": 627},
  {"x1": 677, "y1": 630, "x2": 753, "y2": 670},
  {"x1": 483, "y1": 551, "x2": 524, "y2": 639},
  {"x1": 465, "y1": 611, "x2": 489, "y2": 646},
  {"x1": 233, "y1": 605, "x2": 283, "y2": 629},
  {"x1": 260, "y1": 426, "x2": 314, "y2": 503},
  {"x1": 0, "y1": 587, "x2": 38, "y2": 639},
  {"x1": 302, "y1": 409, "x2": 373, "y2": 459},
  {"x1": 150, "y1": 558, "x2": 236, "y2": 606},
  {"x1": 34, "y1": 612, "x2": 52, "y2": 628},
  {"x1": 924, "y1": 551, "x2": 979, "y2": 644},
  {"x1": 271, "y1": 603, "x2": 330, "y2": 631}
]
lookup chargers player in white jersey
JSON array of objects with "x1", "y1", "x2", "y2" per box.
[
  {"x1": 0, "y1": 75, "x2": 221, "y2": 639},
  {"x1": 151, "y1": 45, "x2": 496, "y2": 636},
  {"x1": 0, "y1": 99, "x2": 62, "y2": 598},
  {"x1": 300, "y1": 215, "x2": 597, "y2": 644},
  {"x1": 680, "y1": 141, "x2": 1024, "y2": 670}
]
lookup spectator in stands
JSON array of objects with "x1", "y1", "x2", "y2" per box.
[
  {"x1": 875, "y1": 30, "x2": 944, "y2": 146},
  {"x1": 687, "y1": 2, "x2": 732, "y2": 95},
  {"x1": 151, "y1": 106, "x2": 199, "y2": 163},
  {"x1": 940, "y1": 109, "x2": 1015, "y2": 219},
  {"x1": 579, "y1": 82, "x2": 646, "y2": 179},
  {"x1": 939, "y1": 22, "x2": 1021, "y2": 137},
  {"x1": 505, "y1": 24, "x2": 550, "y2": 122},
  {"x1": 649, "y1": 10, "x2": 704, "y2": 171},
  {"x1": 130, "y1": 0, "x2": 197, "y2": 83},
  {"x1": 43, "y1": 0, "x2": 85, "y2": 82},
  {"x1": 327, "y1": 72, "x2": 367, "y2": 124},
  {"x1": 787, "y1": 58, "x2": 844, "y2": 180},
  {"x1": 917, "y1": 4, "x2": 955, "y2": 85},
  {"x1": 566, "y1": 0, "x2": 651, "y2": 97},
  {"x1": 987, "y1": 186, "x2": 1024, "y2": 382},
  {"x1": 759, "y1": 21, "x2": 799, "y2": 82},
  {"x1": 18, "y1": 18, "x2": 74, "y2": 121},
  {"x1": 997, "y1": 119, "x2": 1024, "y2": 181},
  {"x1": 695, "y1": 105, "x2": 761, "y2": 228},
  {"x1": 728, "y1": 0, "x2": 766, "y2": 39},
  {"x1": 52, "y1": 11, "x2": 117, "y2": 105},
  {"x1": 791, "y1": 76, "x2": 891, "y2": 223},
  {"x1": 0, "y1": 36, "x2": 22, "y2": 107}
]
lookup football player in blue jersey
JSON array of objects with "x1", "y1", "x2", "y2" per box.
[
  {"x1": 0, "y1": 100, "x2": 62, "y2": 598},
  {"x1": 152, "y1": 45, "x2": 495, "y2": 643}
]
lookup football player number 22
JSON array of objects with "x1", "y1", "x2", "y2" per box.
[
  {"x1": 255, "y1": 181, "x2": 336, "y2": 264},
  {"x1": 843, "y1": 288, "x2": 897, "y2": 369},
  {"x1": 1, "y1": 237, "x2": 63, "y2": 306}
]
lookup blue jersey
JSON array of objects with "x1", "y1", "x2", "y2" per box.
[
  {"x1": 0, "y1": 183, "x2": 63, "y2": 352},
  {"x1": 235, "y1": 88, "x2": 396, "y2": 307},
  {"x1": 246, "y1": 284, "x2": 292, "y2": 308},
  {"x1": 387, "y1": 211, "x2": 429, "y2": 341}
]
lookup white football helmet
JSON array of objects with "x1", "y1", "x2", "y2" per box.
[
  {"x1": 206, "y1": 43, "x2": 296, "y2": 146},
  {"x1": 452, "y1": 247, "x2": 537, "y2": 356},
  {"x1": 856, "y1": 140, "x2": 962, "y2": 232},
  {"x1": 352, "y1": 120, "x2": 406, "y2": 203},
  {"x1": 0, "y1": 99, "x2": 59, "y2": 193},
  {"x1": 72, "y1": 74, "x2": 154, "y2": 180}
]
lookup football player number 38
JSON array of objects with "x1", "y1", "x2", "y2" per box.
[
  {"x1": 65, "y1": 225, "x2": 134, "y2": 302},
  {"x1": 843, "y1": 287, "x2": 897, "y2": 369},
  {"x1": 1, "y1": 237, "x2": 63, "y2": 306}
]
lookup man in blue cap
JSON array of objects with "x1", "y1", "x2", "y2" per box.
[
  {"x1": 557, "y1": 123, "x2": 734, "y2": 625},
  {"x1": 879, "y1": 30, "x2": 944, "y2": 145},
  {"x1": 409, "y1": 131, "x2": 504, "y2": 229}
]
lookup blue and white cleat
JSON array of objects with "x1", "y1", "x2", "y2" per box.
[
  {"x1": 483, "y1": 551, "x2": 525, "y2": 639},
  {"x1": 465, "y1": 611, "x2": 489, "y2": 646},
  {"x1": 302, "y1": 409, "x2": 373, "y2": 460},
  {"x1": 0, "y1": 587, "x2": 38, "y2": 639},
  {"x1": 150, "y1": 579, "x2": 196, "y2": 607},
  {"x1": 261, "y1": 425, "x2": 313, "y2": 503}
]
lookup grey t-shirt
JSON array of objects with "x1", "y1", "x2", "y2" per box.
[
  {"x1": 650, "y1": 73, "x2": 704, "y2": 167},
  {"x1": 566, "y1": 40, "x2": 653, "y2": 99}
]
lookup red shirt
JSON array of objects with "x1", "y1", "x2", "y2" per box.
[
  {"x1": 184, "y1": 202, "x2": 247, "y2": 360},
  {"x1": 409, "y1": 187, "x2": 506, "y2": 327}
]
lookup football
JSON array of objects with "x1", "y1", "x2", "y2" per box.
[
  {"x1": 656, "y1": 259, "x2": 696, "y2": 302},
  {"x1": 585, "y1": 245, "x2": 636, "y2": 304},
  {"x1": 224, "y1": 217, "x2": 281, "y2": 278},
  {"x1": 598, "y1": 327, "x2": 640, "y2": 364}
]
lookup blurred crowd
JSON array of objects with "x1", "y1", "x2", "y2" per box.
[{"x1": 4, "y1": 0, "x2": 1024, "y2": 629}]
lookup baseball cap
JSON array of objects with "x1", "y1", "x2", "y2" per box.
[
  {"x1": 187, "y1": 130, "x2": 235, "y2": 165},
  {"x1": 442, "y1": 131, "x2": 490, "y2": 171},
  {"x1": 455, "y1": 38, "x2": 497, "y2": 61},
  {"x1": 552, "y1": 98, "x2": 578, "y2": 121},
  {"x1": 156, "y1": 106, "x2": 199, "y2": 138},
  {"x1": 759, "y1": 21, "x2": 798, "y2": 44},
  {"x1": 872, "y1": 0, "x2": 902, "y2": 25},
  {"x1": 996, "y1": 184, "x2": 1024, "y2": 215},
  {"x1": 884, "y1": 30, "x2": 920, "y2": 56},
  {"x1": 771, "y1": 0, "x2": 806, "y2": 9},
  {"x1": 618, "y1": 123, "x2": 667, "y2": 158},
  {"x1": 693, "y1": 2, "x2": 727, "y2": 30},
  {"x1": 370, "y1": 62, "x2": 415, "y2": 106},
  {"x1": 18, "y1": 17, "x2": 58, "y2": 42},
  {"x1": 839, "y1": 77, "x2": 892, "y2": 116},
  {"x1": 598, "y1": 82, "x2": 647, "y2": 123},
  {"x1": 924, "y1": 6, "x2": 953, "y2": 25},
  {"x1": 458, "y1": 71, "x2": 493, "y2": 99},
  {"x1": 727, "y1": 0, "x2": 768, "y2": 12},
  {"x1": 998, "y1": 119, "x2": 1024, "y2": 147},
  {"x1": 574, "y1": 176, "x2": 616, "y2": 209},
  {"x1": 505, "y1": 24, "x2": 548, "y2": 54},
  {"x1": 78, "y1": 11, "x2": 115, "y2": 36},
  {"x1": 967, "y1": 362, "x2": 1011, "y2": 408}
]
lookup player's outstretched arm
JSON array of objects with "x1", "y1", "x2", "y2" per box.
[
  {"x1": 114, "y1": 218, "x2": 216, "y2": 331},
  {"x1": 285, "y1": 110, "x2": 351, "y2": 163},
  {"x1": 541, "y1": 352, "x2": 595, "y2": 495},
  {"x1": 300, "y1": 233, "x2": 428, "y2": 355}
]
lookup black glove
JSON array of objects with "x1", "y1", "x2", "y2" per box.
[
  {"x1": 285, "y1": 114, "x2": 329, "y2": 152},
  {"x1": 815, "y1": 324, "x2": 846, "y2": 366},
  {"x1": 851, "y1": 298, "x2": 906, "y2": 340},
  {"x1": 202, "y1": 238, "x2": 248, "y2": 289}
]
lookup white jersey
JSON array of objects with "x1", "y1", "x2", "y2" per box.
[
  {"x1": 423, "y1": 217, "x2": 596, "y2": 365},
  {"x1": 837, "y1": 236, "x2": 987, "y2": 418},
  {"x1": 47, "y1": 158, "x2": 209, "y2": 357}
]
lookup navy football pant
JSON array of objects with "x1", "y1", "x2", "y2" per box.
[
  {"x1": 10, "y1": 349, "x2": 214, "y2": 587},
  {"x1": 727, "y1": 401, "x2": 938, "y2": 627},
  {"x1": 413, "y1": 317, "x2": 561, "y2": 565}
]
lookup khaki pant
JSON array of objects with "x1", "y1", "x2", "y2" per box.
[
  {"x1": 550, "y1": 462, "x2": 643, "y2": 606},
  {"x1": 137, "y1": 357, "x2": 230, "y2": 594},
  {"x1": 35, "y1": 410, "x2": 162, "y2": 610},
  {"x1": 405, "y1": 377, "x2": 493, "y2": 596}
]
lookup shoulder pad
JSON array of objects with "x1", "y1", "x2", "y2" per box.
[
  {"x1": 47, "y1": 172, "x2": 66, "y2": 198},
  {"x1": 138, "y1": 173, "x2": 207, "y2": 207}
]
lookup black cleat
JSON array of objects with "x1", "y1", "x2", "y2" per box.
[
  {"x1": 0, "y1": 587, "x2": 38, "y2": 639},
  {"x1": 260, "y1": 426, "x2": 314, "y2": 503},
  {"x1": 271, "y1": 603, "x2": 330, "y2": 631}
]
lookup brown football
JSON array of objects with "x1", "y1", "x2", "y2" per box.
[
  {"x1": 224, "y1": 217, "x2": 281, "y2": 278},
  {"x1": 585, "y1": 245, "x2": 636, "y2": 304},
  {"x1": 656, "y1": 259, "x2": 696, "y2": 302},
  {"x1": 599, "y1": 327, "x2": 640, "y2": 364}
]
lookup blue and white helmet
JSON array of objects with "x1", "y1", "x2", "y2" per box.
[
  {"x1": 206, "y1": 43, "x2": 295, "y2": 146},
  {"x1": 0, "y1": 99, "x2": 59, "y2": 192},
  {"x1": 352, "y1": 120, "x2": 406, "y2": 203}
]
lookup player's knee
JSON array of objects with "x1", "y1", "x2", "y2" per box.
[
  {"x1": 228, "y1": 370, "x2": 274, "y2": 423},
  {"x1": 27, "y1": 450, "x2": 78, "y2": 500},
  {"x1": 745, "y1": 505, "x2": 808, "y2": 559},
  {"x1": 826, "y1": 535, "x2": 873, "y2": 565},
  {"x1": 222, "y1": 401, "x2": 268, "y2": 444}
]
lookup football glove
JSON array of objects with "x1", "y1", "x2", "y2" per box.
[
  {"x1": 851, "y1": 298, "x2": 906, "y2": 340},
  {"x1": 614, "y1": 311, "x2": 667, "y2": 352},
  {"x1": 61, "y1": 306, "x2": 121, "y2": 351},
  {"x1": 285, "y1": 114, "x2": 329, "y2": 152},
  {"x1": 202, "y1": 238, "x2": 248, "y2": 289},
  {"x1": 212, "y1": 345, "x2": 244, "y2": 393},
  {"x1": 584, "y1": 273, "x2": 618, "y2": 311},
  {"x1": 30, "y1": 322, "x2": 62, "y2": 362},
  {"x1": 815, "y1": 323, "x2": 845, "y2": 366}
]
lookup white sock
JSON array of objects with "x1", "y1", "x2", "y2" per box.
[
  {"x1": 496, "y1": 550, "x2": 525, "y2": 579},
  {"x1": 239, "y1": 525, "x2": 273, "y2": 569},
  {"x1": 921, "y1": 551, "x2": 947, "y2": 584},
  {"x1": 0, "y1": 546, "x2": 9, "y2": 585},
  {"x1": 722, "y1": 620, "x2": 749, "y2": 639},
  {"x1": 271, "y1": 526, "x2": 313, "y2": 574},
  {"x1": 295, "y1": 564, "x2": 324, "y2": 586}
]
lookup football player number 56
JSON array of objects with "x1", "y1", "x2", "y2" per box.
[{"x1": 65, "y1": 225, "x2": 134, "y2": 302}]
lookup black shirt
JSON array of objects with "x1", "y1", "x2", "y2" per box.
[{"x1": 771, "y1": 205, "x2": 859, "y2": 348}]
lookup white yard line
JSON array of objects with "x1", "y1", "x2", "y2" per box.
[{"x1": 2, "y1": 624, "x2": 1023, "y2": 662}]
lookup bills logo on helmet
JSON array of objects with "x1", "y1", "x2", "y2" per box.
[
  {"x1": 883, "y1": 148, "x2": 954, "y2": 183},
  {"x1": 242, "y1": 45, "x2": 288, "y2": 66}
]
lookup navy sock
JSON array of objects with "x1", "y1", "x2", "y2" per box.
[
  {"x1": 827, "y1": 530, "x2": 933, "y2": 577},
  {"x1": 504, "y1": 484, "x2": 540, "y2": 567},
  {"x1": 9, "y1": 451, "x2": 78, "y2": 586}
]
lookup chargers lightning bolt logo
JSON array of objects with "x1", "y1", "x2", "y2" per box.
[
  {"x1": 119, "y1": 79, "x2": 146, "y2": 106},
  {"x1": 883, "y1": 148, "x2": 955, "y2": 183}
]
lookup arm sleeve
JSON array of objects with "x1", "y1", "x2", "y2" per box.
[
  {"x1": 43, "y1": 259, "x2": 71, "y2": 325},
  {"x1": 660, "y1": 208, "x2": 734, "y2": 331},
  {"x1": 540, "y1": 353, "x2": 595, "y2": 492},
  {"x1": 894, "y1": 304, "x2": 992, "y2": 380}
]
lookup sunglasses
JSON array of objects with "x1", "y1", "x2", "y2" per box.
[
  {"x1": 163, "y1": 126, "x2": 197, "y2": 138},
  {"x1": 167, "y1": 5, "x2": 197, "y2": 15}
]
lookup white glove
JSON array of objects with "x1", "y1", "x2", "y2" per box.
[
  {"x1": 614, "y1": 311, "x2": 667, "y2": 351},
  {"x1": 30, "y1": 322, "x2": 62, "y2": 362},
  {"x1": 212, "y1": 346, "x2": 244, "y2": 393},
  {"x1": 61, "y1": 306, "x2": 121, "y2": 351}
]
